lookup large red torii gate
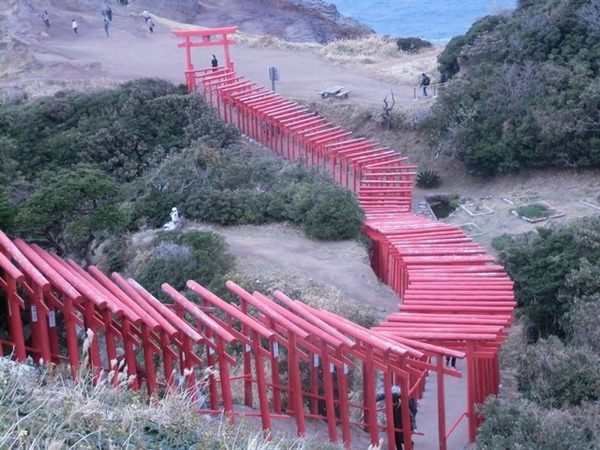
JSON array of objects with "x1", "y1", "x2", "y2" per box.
[{"x1": 172, "y1": 26, "x2": 238, "y2": 92}]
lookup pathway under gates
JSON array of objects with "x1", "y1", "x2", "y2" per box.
[{"x1": 172, "y1": 27, "x2": 514, "y2": 449}]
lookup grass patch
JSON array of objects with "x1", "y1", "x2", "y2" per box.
[
  {"x1": 515, "y1": 203, "x2": 552, "y2": 219},
  {"x1": 320, "y1": 35, "x2": 400, "y2": 64}
]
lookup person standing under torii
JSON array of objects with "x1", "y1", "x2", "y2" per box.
[{"x1": 376, "y1": 386, "x2": 418, "y2": 450}]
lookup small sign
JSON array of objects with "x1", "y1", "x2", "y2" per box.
[
  {"x1": 268, "y1": 66, "x2": 280, "y2": 91},
  {"x1": 330, "y1": 363, "x2": 335, "y2": 373},
  {"x1": 313, "y1": 354, "x2": 320, "y2": 367},
  {"x1": 31, "y1": 306, "x2": 38, "y2": 322},
  {"x1": 49, "y1": 310, "x2": 56, "y2": 327},
  {"x1": 268, "y1": 66, "x2": 280, "y2": 81},
  {"x1": 273, "y1": 342, "x2": 279, "y2": 358},
  {"x1": 344, "y1": 364, "x2": 349, "y2": 374}
]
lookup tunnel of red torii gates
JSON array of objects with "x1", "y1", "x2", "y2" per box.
[{"x1": 0, "y1": 26, "x2": 514, "y2": 450}]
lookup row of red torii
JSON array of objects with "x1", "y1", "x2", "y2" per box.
[{"x1": 0, "y1": 27, "x2": 514, "y2": 450}]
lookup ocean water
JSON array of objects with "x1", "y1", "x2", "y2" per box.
[{"x1": 330, "y1": 0, "x2": 518, "y2": 44}]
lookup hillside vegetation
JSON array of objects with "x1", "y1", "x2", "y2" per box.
[
  {"x1": 424, "y1": 0, "x2": 600, "y2": 447},
  {"x1": 0, "y1": 79, "x2": 364, "y2": 274},
  {"x1": 428, "y1": 0, "x2": 600, "y2": 177}
]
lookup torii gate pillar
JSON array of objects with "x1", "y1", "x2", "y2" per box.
[{"x1": 173, "y1": 26, "x2": 238, "y2": 92}]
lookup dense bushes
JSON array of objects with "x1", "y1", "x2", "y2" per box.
[
  {"x1": 135, "y1": 230, "x2": 235, "y2": 300},
  {"x1": 428, "y1": 0, "x2": 600, "y2": 177},
  {"x1": 14, "y1": 164, "x2": 127, "y2": 265},
  {"x1": 395, "y1": 37, "x2": 432, "y2": 53},
  {"x1": 128, "y1": 143, "x2": 364, "y2": 240},
  {"x1": 479, "y1": 216, "x2": 600, "y2": 448},
  {"x1": 498, "y1": 216, "x2": 600, "y2": 341},
  {"x1": 516, "y1": 337, "x2": 600, "y2": 409},
  {"x1": 474, "y1": 397, "x2": 600, "y2": 449},
  {"x1": 2, "y1": 79, "x2": 364, "y2": 265},
  {"x1": 0, "y1": 78, "x2": 238, "y2": 182}
]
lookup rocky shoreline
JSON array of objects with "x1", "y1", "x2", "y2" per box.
[{"x1": 146, "y1": 0, "x2": 374, "y2": 43}]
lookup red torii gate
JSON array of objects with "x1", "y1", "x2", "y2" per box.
[
  {"x1": 172, "y1": 26, "x2": 238, "y2": 92},
  {"x1": 177, "y1": 45, "x2": 515, "y2": 449},
  {"x1": 1, "y1": 227, "x2": 462, "y2": 450}
]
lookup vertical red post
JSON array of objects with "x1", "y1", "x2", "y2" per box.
[
  {"x1": 6, "y1": 277, "x2": 26, "y2": 361},
  {"x1": 436, "y1": 354, "x2": 448, "y2": 450}
]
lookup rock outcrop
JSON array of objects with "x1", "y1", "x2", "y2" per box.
[{"x1": 146, "y1": 0, "x2": 374, "y2": 43}]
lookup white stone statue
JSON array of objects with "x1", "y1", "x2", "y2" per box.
[{"x1": 163, "y1": 206, "x2": 181, "y2": 230}]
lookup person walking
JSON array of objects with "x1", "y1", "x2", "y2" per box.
[
  {"x1": 102, "y1": 4, "x2": 113, "y2": 22},
  {"x1": 72, "y1": 19, "x2": 78, "y2": 34},
  {"x1": 376, "y1": 386, "x2": 418, "y2": 450},
  {"x1": 104, "y1": 16, "x2": 110, "y2": 37},
  {"x1": 141, "y1": 9, "x2": 151, "y2": 24},
  {"x1": 420, "y1": 73, "x2": 431, "y2": 97},
  {"x1": 211, "y1": 54, "x2": 218, "y2": 71},
  {"x1": 40, "y1": 10, "x2": 50, "y2": 27}
]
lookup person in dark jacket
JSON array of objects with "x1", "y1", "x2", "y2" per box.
[
  {"x1": 101, "y1": 4, "x2": 112, "y2": 22},
  {"x1": 376, "y1": 387, "x2": 417, "y2": 450},
  {"x1": 211, "y1": 54, "x2": 218, "y2": 70},
  {"x1": 420, "y1": 73, "x2": 431, "y2": 96}
]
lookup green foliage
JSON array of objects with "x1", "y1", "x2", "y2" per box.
[
  {"x1": 566, "y1": 299, "x2": 600, "y2": 352},
  {"x1": 395, "y1": 37, "x2": 433, "y2": 53},
  {"x1": 0, "y1": 189, "x2": 15, "y2": 233},
  {"x1": 0, "y1": 79, "x2": 237, "y2": 182},
  {"x1": 302, "y1": 185, "x2": 364, "y2": 240},
  {"x1": 491, "y1": 233, "x2": 512, "y2": 251},
  {"x1": 499, "y1": 216, "x2": 600, "y2": 341},
  {"x1": 129, "y1": 143, "x2": 364, "y2": 239},
  {"x1": 127, "y1": 187, "x2": 184, "y2": 230},
  {"x1": 135, "y1": 230, "x2": 235, "y2": 300},
  {"x1": 517, "y1": 336, "x2": 600, "y2": 408},
  {"x1": 14, "y1": 164, "x2": 127, "y2": 264},
  {"x1": 415, "y1": 168, "x2": 441, "y2": 188},
  {"x1": 429, "y1": 0, "x2": 600, "y2": 177},
  {"x1": 515, "y1": 202, "x2": 551, "y2": 219},
  {"x1": 474, "y1": 397, "x2": 600, "y2": 449}
]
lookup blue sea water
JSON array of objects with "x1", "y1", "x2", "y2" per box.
[{"x1": 329, "y1": 0, "x2": 518, "y2": 44}]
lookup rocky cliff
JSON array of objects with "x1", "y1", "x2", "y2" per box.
[{"x1": 143, "y1": 0, "x2": 374, "y2": 43}]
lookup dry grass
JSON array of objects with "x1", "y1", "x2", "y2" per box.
[
  {"x1": 240, "y1": 34, "x2": 322, "y2": 51},
  {"x1": 320, "y1": 35, "x2": 400, "y2": 64},
  {"x1": 0, "y1": 349, "x2": 323, "y2": 450}
]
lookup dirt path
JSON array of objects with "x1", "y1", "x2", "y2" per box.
[{"x1": 2, "y1": 1, "x2": 430, "y2": 106}]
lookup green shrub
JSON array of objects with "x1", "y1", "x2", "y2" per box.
[
  {"x1": 474, "y1": 397, "x2": 599, "y2": 449},
  {"x1": 498, "y1": 217, "x2": 600, "y2": 341},
  {"x1": 135, "y1": 230, "x2": 235, "y2": 300},
  {"x1": 0, "y1": 189, "x2": 15, "y2": 233},
  {"x1": 515, "y1": 203, "x2": 551, "y2": 219},
  {"x1": 516, "y1": 336, "x2": 600, "y2": 408},
  {"x1": 415, "y1": 168, "x2": 441, "y2": 189},
  {"x1": 396, "y1": 37, "x2": 433, "y2": 53},
  {"x1": 491, "y1": 233, "x2": 512, "y2": 251},
  {"x1": 302, "y1": 185, "x2": 364, "y2": 240},
  {"x1": 0, "y1": 79, "x2": 234, "y2": 182},
  {"x1": 127, "y1": 187, "x2": 184, "y2": 230},
  {"x1": 430, "y1": 1, "x2": 600, "y2": 176}
]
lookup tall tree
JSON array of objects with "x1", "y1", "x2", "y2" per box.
[{"x1": 15, "y1": 164, "x2": 127, "y2": 265}]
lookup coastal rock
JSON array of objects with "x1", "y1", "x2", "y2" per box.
[{"x1": 143, "y1": 0, "x2": 373, "y2": 43}]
